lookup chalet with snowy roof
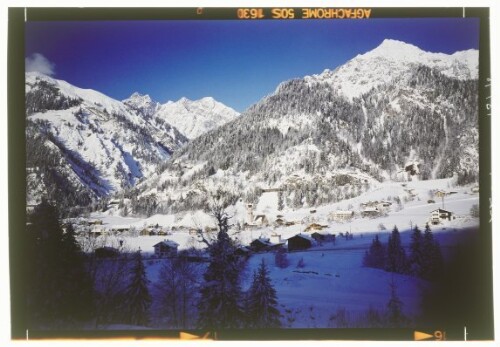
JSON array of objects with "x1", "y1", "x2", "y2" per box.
[
  {"x1": 89, "y1": 226, "x2": 106, "y2": 237},
  {"x1": 331, "y1": 210, "x2": 354, "y2": 222},
  {"x1": 434, "y1": 190, "x2": 447, "y2": 198},
  {"x1": 304, "y1": 223, "x2": 327, "y2": 232},
  {"x1": 287, "y1": 234, "x2": 314, "y2": 252},
  {"x1": 361, "y1": 207, "x2": 380, "y2": 217},
  {"x1": 250, "y1": 237, "x2": 274, "y2": 252},
  {"x1": 430, "y1": 208, "x2": 453, "y2": 225},
  {"x1": 235, "y1": 246, "x2": 251, "y2": 257},
  {"x1": 311, "y1": 232, "x2": 336, "y2": 243},
  {"x1": 153, "y1": 240, "x2": 179, "y2": 258},
  {"x1": 111, "y1": 225, "x2": 130, "y2": 233}
]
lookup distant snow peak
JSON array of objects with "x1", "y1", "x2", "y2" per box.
[
  {"x1": 155, "y1": 97, "x2": 240, "y2": 139},
  {"x1": 123, "y1": 92, "x2": 160, "y2": 118},
  {"x1": 305, "y1": 39, "x2": 479, "y2": 101}
]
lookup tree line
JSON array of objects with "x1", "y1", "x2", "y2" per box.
[
  {"x1": 363, "y1": 224, "x2": 443, "y2": 281},
  {"x1": 25, "y1": 201, "x2": 281, "y2": 330}
]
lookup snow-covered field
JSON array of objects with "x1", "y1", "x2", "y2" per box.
[
  {"x1": 80, "y1": 177, "x2": 479, "y2": 328},
  {"x1": 88, "y1": 177, "x2": 479, "y2": 254},
  {"x1": 141, "y1": 227, "x2": 473, "y2": 328}
]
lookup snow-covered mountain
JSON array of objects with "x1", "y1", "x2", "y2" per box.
[
  {"x1": 25, "y1": 72, "x2": 188, "y2": 207},
  {"x1": 122, "y1": 92, "x2": 160, "y2": 119},
  {"x1": 154, "y1": 97, "x2": 239, "y2": 139},
  {"x1": 131, "y1": 39, "x2": 479, "y2": 216},
  {"x1": 304, "y1": 39, "x2": 478, "y2": 101}
]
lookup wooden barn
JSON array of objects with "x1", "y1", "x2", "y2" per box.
[
  {"x1": 287, "y1": 234, "x2": 314, "y2": 252},
  {"x1": 250, "y1": 238, "x2": 274, "y2": 252},
  {"x1": 153, "y1": 240, "x2": 179, "y2": 258},
  {"x1": 311, "y1": 232, "x2": 336, "y2": 244}
]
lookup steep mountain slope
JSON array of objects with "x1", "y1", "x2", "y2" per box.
[
  {"x1": 25, "y1": 72, "x2": 188, "y2": 208},
  {"x1": 122, "y1": 92, "x2": 160, "y2": 119},
  {"x1": 305, "y1": 39, "x2": 478, "y2": 100},
  {"x1": 154, "y1": 97, "x2": 239, "y2": 139},
  {"x1": 132, "y1": 40, "x2": 478, "y2": 215}
]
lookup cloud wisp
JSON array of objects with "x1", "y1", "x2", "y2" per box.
[{"x1": 25, "y1": 53, "x2": 55, "y2": 76}]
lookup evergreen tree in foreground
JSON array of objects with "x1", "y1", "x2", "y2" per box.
[
  {"x1": 27, "y1": 200, "x2": 93, "y2": 327},
  {"x1": 123, "y1": 250, "x2": 151, "y2": 326},
  {"x1": 421, "y1": 223, "x2": 444, "y2": 281},
  {"x1": 197, "y1": 209, "x2": 244, "y2": 329},
  {"x1": 385, "y1": 279, "x2": 407, "y2": 327},
  {"x1": 247, "y1": 259, "x2": 281, "y2": 328},
  {"x1": 408, "y1": 225, "x2": 424, "y2": 277},
  {"x1": 385, "y1": 226, "x2": 408, "y2": 274},
  {"x1": 363, "y1": 234, "x2": 386, "y2": 269}
]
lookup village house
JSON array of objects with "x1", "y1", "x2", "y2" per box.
[
  {"x1": 254, "y1": 214, "x2": 269, "y2": 226},
  {"x1": 361, "y1": 206, "x2": 380, "y2": 218},
  {"x1": 89, "y1": 226, "x2": 106, "y2": 237},
  {"x1": 111, "y1": 225, "x2": 130, "y2": 233},
  {"x1": 287, "y1": 234, "x2": 314, "y2": 252},
  {"x1": 430, "y1": 208, "x2": 453, "y2": 225},
  {"x1": 250, "y1": 237, "x2": 275, "y2": 252},
  {"x1": 304, "y1": 223, "x2": 327, "y2": 232},
  {"x1": 153, "y1": 240, "x2": 179, "y2": 258},
  {"x1": 311, "y1": 232, "x2": 336, "y2": 244},
  {"x1": 330, "y1": 210, "x2": 354, "y2": 222}
]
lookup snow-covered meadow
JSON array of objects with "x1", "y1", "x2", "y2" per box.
[{"x1": 80, "y1": 177, "x2": 479, "y2": 328}]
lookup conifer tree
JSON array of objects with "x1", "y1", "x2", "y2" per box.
[
  {"x1": 27, "y1": 200, "x2": 93, "y2": 327},
  {"x1": 385, "y1": 226, "x2": 407, "y2": 274},
  {"x1": 363, "y1": 234, "x2": 386, "y2": 269},
  {"x1": 408, "y1": 225, "x2": 424, "y2": 276},
  {"x1": 274, "y1": 247, "x2": 289, "y2": 269},
  {"x1": 123, "y1": 250, "x2": 151, "y2": 326},
  {"x1": 277, "y1": 190, "x2": 284, "y2": 211},
  {"x1": 385, "y1": 279, "x2": 407, "y2": 327},
  {"x1": 197, "y1": 209, "x2": 244, "y2": 329},
  {"x1": 421, "y1": 223, "x2": 444, "y2": 280},
  {"x1": 246, "y1": 259, "x2": 281, "y2": 328}
]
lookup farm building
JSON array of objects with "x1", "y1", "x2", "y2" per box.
[
  {"x1": 304, "y1": 223, "x2": 328, "y2": 232},
  {"x1": 331, "y1": 210, "x2": 354, "y2": 222},
  {"x1": 153, "y1": 240, "x2": 179, "y2": 258},
  {"x1": 430, "y1": 209, "x2": 453, "y2": 225},
  {"x1": 287, "y1": 234, "x2": 314, "y2": 251},
  {"x1": 311, "y1": 232, "x2": 336, "y2": 244},
  {"x1": 249, "y1": 237, "x2": 275, "y2": 252},
  {"x1": 361, "y1": 207, "x2": 380, "y2": 217}
]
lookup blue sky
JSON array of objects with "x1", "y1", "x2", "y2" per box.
[{"x1": 25, "y1": 18, "x2": 479, "y2": 112}]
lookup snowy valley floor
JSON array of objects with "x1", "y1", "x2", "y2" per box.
[{"x1": 81, "y1": 178, "x2": 480, "y2": 329}]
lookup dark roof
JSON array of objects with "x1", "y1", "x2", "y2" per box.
[
  {"x1": 287, "y1": 234, "x2": 314, "y2": 242},
  {"x1": 153, "y1": 240, "x2": 179, "y2": 248}
]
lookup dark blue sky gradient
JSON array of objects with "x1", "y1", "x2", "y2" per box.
[{"x1": 25, "y1": 18, "x2": 479, "y2": 112}]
